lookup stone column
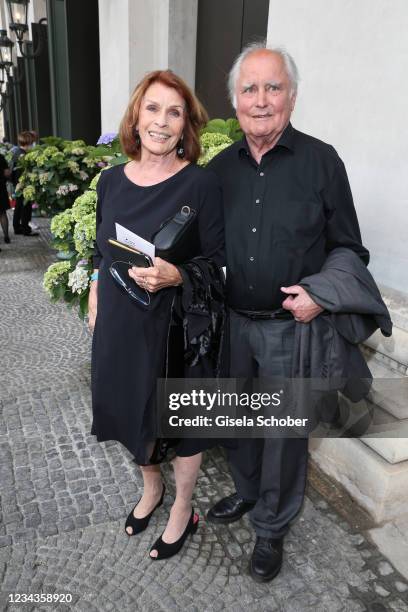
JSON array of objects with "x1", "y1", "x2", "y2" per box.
[
  {"x1": 0, "y1": 1, "x2": 7, "y2": 29},
  {"x1": 98, "y1": 0, "x2": 198, "y2": 133}
]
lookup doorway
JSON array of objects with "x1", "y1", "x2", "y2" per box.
[{"x1": 195, "y1": 0, "x2": 270, "y2": 119}]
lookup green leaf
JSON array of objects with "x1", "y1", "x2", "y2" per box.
[
  {"x1": 201, "y1": 117, "x2": 243, "y2": 141},
  {"x1": 206, "y1": 118, "x2": 227, "y2": 131},
  {"x1": 110, "y1": 155, "x2": 128, "y2": 167},
  {"x1": 63, "y1": 291, "x2": 77, "y2": 304},
  {"x1": 40, "y1": 136, "x2": 65, "y2": 148},
  {"x1": 55, "y1": 284, "x2": 66, "y2": 299}
]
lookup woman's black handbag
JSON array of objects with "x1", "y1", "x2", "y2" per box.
[
  {"x1": 152, "y1": 205, "x2": 198, "y2": 264},
  {"x1": 108, "y1": 206, "x2": 198, "y2": 307}
]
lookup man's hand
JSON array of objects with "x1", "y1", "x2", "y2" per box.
[
  {"x1": 281, "y1": 285, "x2": 323, "y2": 323},
  {"x1": 128, "y1": 257, "x2": 182, "y2": 293},
  {"x1": 88, "y1": 280, "x2": 98, "y2": 332}
]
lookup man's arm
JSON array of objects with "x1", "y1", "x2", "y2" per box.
[
  {"x1": 323, "y1": 155, "x2": 369, "y2": 264},
  {"x1": 281, "y1": 153, "x2": 368, "y2": 322}
]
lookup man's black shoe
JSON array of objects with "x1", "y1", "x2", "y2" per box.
[
  {"x1": 207, "y1": 492, "x2": 256, "y2": 524},
  {"x1": 249, "y1": 536, "x2": 283, "y2": 583},
  {"x1": 14, "y1": 228, "x2": 23, "y2": 235},
  {"x1": 23, "y1": 231, "x2": 39, "y2": 236}
]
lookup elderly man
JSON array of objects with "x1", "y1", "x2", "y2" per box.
[{"x1": 207, "y1": 43, "x2": 369, "y2": 582}]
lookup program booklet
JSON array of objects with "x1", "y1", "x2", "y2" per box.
[{"x1": 107, "y1": 223, "x2": 155, "y2": 268}]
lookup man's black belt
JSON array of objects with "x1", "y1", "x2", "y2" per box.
[{"x1": 232, "y1": 308, "x2": 293, "y2": 320}]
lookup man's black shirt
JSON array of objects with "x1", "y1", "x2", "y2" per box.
[{"x1": 208, "y1": 123, "x2": 369, "y2": 310}]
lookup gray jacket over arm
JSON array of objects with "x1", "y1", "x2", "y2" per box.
[{"x1": 294, "y1": 247, "x2": 392, "y2": 402}]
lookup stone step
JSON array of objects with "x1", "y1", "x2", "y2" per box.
[
  {"x1": 318, "y1": 393, "x2": 408, "y2": 464},
  {"x1": 364, "y1": 358, "x2": 408, "y2": 421},
  {"x1": 364, "y1": 328, "x2": 408, "y2": 377},
  {"x1": 361, "y1": 437, "x2": 408, "y2": 464},
  {"x1": 309, "y1": 437, "x2": 408, "y2": 523},
  {"x1": 379, "y1": 284, "x2": 408, "y2": 334},
  {"x1": 310, "y1": 285, "x2": 408, "y2": 524}
]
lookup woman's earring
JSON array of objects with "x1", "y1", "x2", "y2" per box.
[
  {"x1": 133, "y1": 127, "x2": 141, "y2": 147},
  {"x1": 176, "y1": 137, "x2": 185, "y2": 158}
]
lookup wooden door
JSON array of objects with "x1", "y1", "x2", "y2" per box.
[{"x1": 195, "y1": 0, "x2": 270, "y2": 119}]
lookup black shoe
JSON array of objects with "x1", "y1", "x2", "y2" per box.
[
  {"x1": 14, "y1": 228, "x2": 23, "y2": 235},
  {"x1": 149, "y1": 508, "x2": 199, "y2": 560},
  {"x1": 23, "y1": 231, "x2": 39, "y2": 236},
  {"x1": 249, "y1": 537, "x2": 283, "y2": 583},
  {"x1": 125, "y1": 484, "x2": 165, "y2": 536},
  {"x1": 4, "y1": 236, "x2": 10, "y2": 244},
  {"x1": 207, "y1": 492, "x2": 256, "y2": 524}
]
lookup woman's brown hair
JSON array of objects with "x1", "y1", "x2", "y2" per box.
[{"x1": 119, "y1": 70, "x2": 208, "y2": 163}]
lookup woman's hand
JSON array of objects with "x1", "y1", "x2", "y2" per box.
[
  {"x1": 128, "y1": 257, "x2": 182, "y2": 293},
  {"x1": 88, "y1": 280, "x2": 98, "y2": 331}
]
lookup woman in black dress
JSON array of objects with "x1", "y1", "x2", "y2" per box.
[{"x1": 89, "y1": 71, "x2": 224, "y2": 560}]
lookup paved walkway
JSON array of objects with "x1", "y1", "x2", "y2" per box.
[{"x1": 1, "y1": 216, "x2": 407, "y2": 612}]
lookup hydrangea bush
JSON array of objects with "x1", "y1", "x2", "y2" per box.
[
  {"x1": 0, "y1": 140, "x2": 13, "y2": 161},
  {"x1": 43, "y1": 172, "x2": 100, "y2": 317},
  {"x1": 197, "y1": 132, "x2": 233, "y2": 166},
  {"x1": 43, "y1": 122, "x2": 242, "y2": 318},
  {"x1": 16, "y1": 137, "x2": 115, "y2": 216}
]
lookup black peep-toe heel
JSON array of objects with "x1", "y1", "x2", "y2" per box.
[
  {"x1": 149, "y1": 508, "x2": 199, "y2": 560},
  {"x1": 125, "y1": 484, "x2": 165, "y2": 536}
]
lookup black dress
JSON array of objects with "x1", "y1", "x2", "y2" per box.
[
  {"x1": 91, "y1": 163, "x2": 224, "y2": 465},
  {"x1": 0, "y1": 154, "x2": 10, "y2": 213}
]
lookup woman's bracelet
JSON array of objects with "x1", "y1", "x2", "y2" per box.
[{"x1": 90, "y1": 271, "x2": 99, "y2": 282}]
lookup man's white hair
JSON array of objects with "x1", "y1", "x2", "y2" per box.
[{"x1": 228, "y1": 41, "x2": 300, "y2": 108}]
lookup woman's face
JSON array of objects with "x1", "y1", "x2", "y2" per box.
[{"x1": 137, "y1": 82, "x2": 186, "y2": 158}]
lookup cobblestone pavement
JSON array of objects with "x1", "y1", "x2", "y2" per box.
[{"x1": 1, "y1": 217, "x2": 408, "y2": 612}]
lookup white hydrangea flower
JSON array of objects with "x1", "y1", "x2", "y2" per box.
[
  {"x1": 56, "y1": 184, "x2": 70, "y2": 196},
  {"x1": 67, "y1": 266, "x2": 89, "y2": 294}
]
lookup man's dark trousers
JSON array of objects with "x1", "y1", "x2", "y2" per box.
[{"x1": 228, "y1": 310, "x2": 308, "y2": 538}]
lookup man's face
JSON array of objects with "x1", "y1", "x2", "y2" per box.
[{"x1": 235, "y1": 50, "x2": 296, "y2": 141}]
